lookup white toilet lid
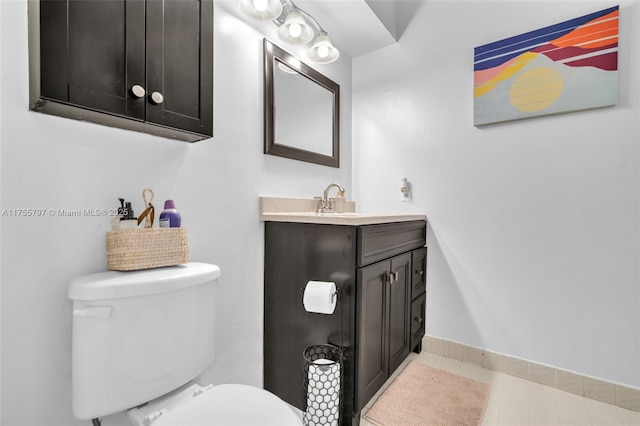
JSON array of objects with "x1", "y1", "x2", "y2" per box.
[{"x1": 152, "y1": 384, "x2": 302, "y2": 426}]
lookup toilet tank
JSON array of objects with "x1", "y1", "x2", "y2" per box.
[{"x1": 68, "y1": 262, "x2": 221, "y2": 420}]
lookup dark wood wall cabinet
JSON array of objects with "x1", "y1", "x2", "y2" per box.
[
  {"x1": 264, "y1": 220, "x2": 427, "y2": 425},
  {"x1": 30, "y1": 0, "x2": 213, "y2": 142}
]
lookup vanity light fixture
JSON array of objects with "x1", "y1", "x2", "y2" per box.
[{"x1": 239, "y1": 0, "x2": 340, "y2": 64}]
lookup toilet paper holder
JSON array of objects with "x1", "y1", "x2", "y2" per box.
[
  {"x1": 300, "y1": 280, "x2": 343, "y2": 349},
  {"x1": 302, "y1": 281, "x2": 339, "y2": 315},
  {"x1": 301, "y1": 281, "x2": 344, "y2": 426}
]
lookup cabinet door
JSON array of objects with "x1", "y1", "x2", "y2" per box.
[
  {"x1": 388, "y1": 252, "x2": 411, "y2": 374},
  {"x1": 356, "y1": 260, "x2": 389, "y2": 412},
  {"x1": 146, "y1": 0, "x2": 213, "y2": 136},
  {"x1": 40, "y1": 0, "x2": 146, "y2": 120}
]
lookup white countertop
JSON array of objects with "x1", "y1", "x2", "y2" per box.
[{"x1": 259, "y1": 197, "x2": 426, "y2": 226}]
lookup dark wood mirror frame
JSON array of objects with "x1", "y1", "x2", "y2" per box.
[{"x1": 263, "y1": 38, "x2": 340, "y2": 168}]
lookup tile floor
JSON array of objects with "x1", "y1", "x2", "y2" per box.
[{"x1": 359, "y1": 351, "x2": 640, "y2": 426}]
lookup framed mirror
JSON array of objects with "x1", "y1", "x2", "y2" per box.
[{"x1": 264, "y1": 39, "x2": 340, "y2": 168}]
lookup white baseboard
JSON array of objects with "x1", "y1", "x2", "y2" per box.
[{"x1": 424, "y1": 335, "x2": 640, "y2": 412}]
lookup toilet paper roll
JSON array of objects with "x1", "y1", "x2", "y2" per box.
[{"x1": 303, "y1": 281, "x2": 337, "y2": 314}]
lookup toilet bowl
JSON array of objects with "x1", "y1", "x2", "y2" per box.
[
  {"x1": 69, "y1": 263, "x2": 301, "y2": 425},
  {"x1": 126, "y1": 382, "x2": 301, "y2": 426}
]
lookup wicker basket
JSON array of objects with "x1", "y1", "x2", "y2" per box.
[{"x1": 106, "y1": 228, "x2": 189, "y2": 271}]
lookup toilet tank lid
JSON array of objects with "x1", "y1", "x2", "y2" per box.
[{"x1": 68, "y1": 262, "x2": 221, "y2": 301}]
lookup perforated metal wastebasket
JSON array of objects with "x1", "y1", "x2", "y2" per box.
[{"x1": 303, "y1": 344, "x2": 342, "y2": 426}]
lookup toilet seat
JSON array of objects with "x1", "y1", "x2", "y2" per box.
[{"x1": 152, "y1": 384, "x2": 302, "y2": 426}]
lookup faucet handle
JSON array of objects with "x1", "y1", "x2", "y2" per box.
[
  {"x1": 314, "y1": 196, "x2": 335, "y2": 213},
  {"x1": 326, "y1": 198, "x2": 335, "y2": 212}
]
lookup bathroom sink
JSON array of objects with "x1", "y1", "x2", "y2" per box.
[
  {"x1": 258, "y1": 197, "x2": 426, "y2": 225},
  {"x1": 260, "y1": 211, "x2": 426, "y2": 226}
]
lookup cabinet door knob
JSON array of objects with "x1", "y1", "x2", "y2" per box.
[
  {"x1": 150, "y1": 91, "x2": 164, "y2": 105},
  {"x1": 394, "y1": 271, "x2": 399, "y2": 282},
  {"x1": 414, "y1": 316, "x2": 423, "y2": 323},
  {"x1": 415, "y1": 270, "x2": 424, "y2": 276},
  {"x1": 388, "y1": 272, "x2": 394, "y2": 284},
  {"x1": 130, "y1": 85, "x2": 146, "y2": 99}
]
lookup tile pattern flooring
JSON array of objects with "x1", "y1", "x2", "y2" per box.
[{"x1": 359, "y1": 351, "x2": 640, "y2": 426}]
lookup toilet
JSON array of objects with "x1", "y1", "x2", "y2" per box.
[{"x1": 68, "y1": 262, "x2": 301, "y2": 426}]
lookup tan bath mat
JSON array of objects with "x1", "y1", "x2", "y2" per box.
[{"x1": 364, "y1": 361, "x2": 491, "y2": 426}]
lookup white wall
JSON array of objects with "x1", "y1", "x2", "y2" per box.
[
  {"x1": 0, "y1": 1, "x2": 351, "y2": 424},
  {"x1": 353, "y1": 1, "x2": 639, "y2": 387}
]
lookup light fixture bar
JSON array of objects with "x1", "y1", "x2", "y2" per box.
[{"x1": 240, "y1": 0, "x2": 340, "y2": 64}]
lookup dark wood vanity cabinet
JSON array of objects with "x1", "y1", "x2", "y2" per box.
[
  {"x1": 36, "y1": 0, "x2": 213, "y2": 141},
  {"x1": 264, "y1": 220, "x2": 427, "y2": 424}
]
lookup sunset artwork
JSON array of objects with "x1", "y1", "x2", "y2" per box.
[{"x1": 474, "y1": 6, "x2": 619, "y2": 126}]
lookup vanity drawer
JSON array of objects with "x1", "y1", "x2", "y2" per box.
[
  {"x1": 357, "y1": 221, "x2": 426, "y2": 267},
  {"x1": 410, "y1": 292, "x2": 426, "y2": 351},
  {"x1": 411, "y1": 247, "x2": 427, "y2": 299}
]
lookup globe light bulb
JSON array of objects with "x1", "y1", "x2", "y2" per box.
[
  {"x1": 307, "y1": 34, "x2": 339, "y2": 64},
  {"x1": 239, "y1": 0, "x2": 282, "y2": 21},
  {"x1": 317, "y1": 45, "x2": 329, "y2": 58},
  {"x1": 253, "y1": 0, "x2": 268, "y2": 11},
  {"x1": 289, "y1": 22, "x2": 302, "y2": 38}
]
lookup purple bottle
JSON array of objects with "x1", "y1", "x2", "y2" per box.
[{"x1": 159, "y1": 200, "x2": 181, "y2": 228}]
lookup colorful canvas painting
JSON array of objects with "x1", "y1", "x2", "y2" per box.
[{"x1": 474, "y1": 6, "x2": 619, "y2": 126}]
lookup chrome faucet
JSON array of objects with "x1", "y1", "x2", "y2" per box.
[{"x1": 316, "y1": 183, "x2": 345, "y2": 213}]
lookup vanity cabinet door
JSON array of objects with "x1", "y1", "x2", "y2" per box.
[
  {"x1": 356, "y1": 252, "x2": 411, "y2": 411},
  {"x1": 356, "y1": 260, "x2": 389, "y2": 412},
  {"x1": 388, "y1": 252, "x2": 411, "y2": 374}
]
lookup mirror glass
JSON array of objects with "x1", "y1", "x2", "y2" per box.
[{"x1": 264, "y1": 39, "x2": 340, "y2": 167}]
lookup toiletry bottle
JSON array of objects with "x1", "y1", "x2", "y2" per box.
[
  {"x1": 111, "y1": 198, "x2": 126, "y2": 231},
  {"x1": 334, "y1": 190, "x2": 346, "y2": 213},
  {"x1": 159, "y1": 200, "x2": 181, "y2": 228},
  {"x1": 120, "y1": 201, "x2": 138, "y2": 229}
]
